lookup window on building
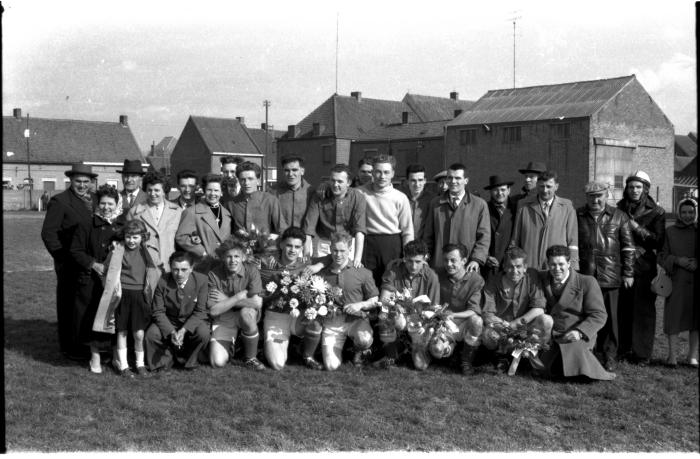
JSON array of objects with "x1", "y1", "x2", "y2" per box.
[
  {"x1": 322, "y1": 145, "x2": 333, "y2": 164},
  {"x1": 42, "y1": 179, "x2": 56, "y2": 191},
  {"x1": 503, "y1": 126, "x2": 522, "y2": 143},
  {"x1": 363, "y1": 149, "x2": 378, "y2": 158},
  {"x1": 551, "y1": 123, "x2": 571, "y2": 138},
  {"x1": 459, "y1": 129, "x2": 477, "y2": 146},
  {"x1": 106, "y1": 180, "x2": 119, "y2": 188},
  {"x1": 614, "y1": 175, "x2": 624, "y2": 190}
]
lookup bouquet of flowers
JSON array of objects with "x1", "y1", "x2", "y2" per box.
[
  {"x1": 234, "y1": 223, "x2": 277, "y2": 259},
  {"x1": 263, "y1": 270, "x2": 304, "y2": 317},
  {"x1": 296, "y1": 274, "x2": 343, "y2": 321},
  {"x1": 420, "y1": 303, "x2": 460, "y2": 359},
  {"x1": 488, "y1": 321, "x2": 549, "y2": 375},
  {"x1": 378, "y1": 288, "x2": 432, "y2": 331}
]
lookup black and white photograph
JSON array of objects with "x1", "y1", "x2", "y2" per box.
[{"x1": 2, "y1": 0, "x2": 697, "y2": 452}]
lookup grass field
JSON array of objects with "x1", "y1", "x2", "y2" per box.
[{"x1": 3, "y1": 211, "x2": 699, "y2": 452}]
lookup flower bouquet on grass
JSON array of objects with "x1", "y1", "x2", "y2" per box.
[
  {"x1": 488, "y1": 321, "x2": 549, "y2": 375},
  {"x1": 263, "y1": 270, "x2": 304, "y2": 316},
  {"x1": 296, "y1": 274, "x2": 343, "y2": 321},
  {"x1": 378, "y1": 288, "x2": 433, "y2": 332},
  {"x1": 399, "y1": 300, "x2": 459, "y2": 359}
]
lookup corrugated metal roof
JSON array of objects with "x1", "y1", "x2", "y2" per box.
[
  {"x1": 447, "y1": 75, "x2": 636, "y2": 126},
  {"x1": 357, "y1": 120, "x2": 448, "y2": 141},
  {"x1": 3, "y1": 115, "x2": 143, "y2": 164},
  {"x1": 403, "y1": 94, "x2": 475, "y2": 122}
]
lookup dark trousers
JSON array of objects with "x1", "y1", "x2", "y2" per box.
[
  {"x1": 596, "y1": 288, "x2": 619, "y2": 361},
  {"x1": 362, "y1": 233, "x2": 403, "y2": 287},
  {"x1": 618, "y1": 275, "x2": 657, "y2": 360},
  {"x1": 144, "y1": 322, "x2": 211, "y2": 370},
  {"x1": 55, "y1": 259, "x2": 88, "y2": 358}
]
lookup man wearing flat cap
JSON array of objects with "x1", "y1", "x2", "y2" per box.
[
  {"x1": 513, "y1": 161, "x2": 547, "y2": 204},
  {"x1": 577, "y1": 181, "x2": 635, "y2": 371},
  {"x1": 616, "y1": 171, "x2": 665, "y2": 365},
  {"x1": 483, "y1": 175, "x2": 517, "y2": 278},
  {"x1": 433, "y1": 170, "x2": 449, "y2": 195},
  {"x1": 117, "y1": 159, "x2": 147, "y2": 213},
  {"x1": 41, "y1": 163, "x2": 98, "y2": 359}
]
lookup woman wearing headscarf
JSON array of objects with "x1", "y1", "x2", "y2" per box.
[
  {"x1": 70, "y1": 184, "x2": 126, "y2": 373},
  {"x1": 659, "y1": 198, "x2": 698, "y2": 367}
]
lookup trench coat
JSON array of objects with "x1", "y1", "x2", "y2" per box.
[
  {"x1": 659, "y1": 222, "x2": 697, "y2": 334},
  {"x1": 423, "y1": 191, "x2": 491, "y2": 268},
  {"x1": 539, "y1": 270, "x2": 615, "y2": 380},
  {"x1": 127, "y1": 201, "x2": 183, "y2": 272},
  {"x1": 175, "y1": 202, "x2": 232, "y2": 263},
  {"x1": 511, "y1": 195, "x2": 579, "y2": 270}
]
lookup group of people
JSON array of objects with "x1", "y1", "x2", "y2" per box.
[{"x1": 40, "y1": 154, "x2": 698, "y2": 380}]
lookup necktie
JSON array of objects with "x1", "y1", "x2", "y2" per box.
[
  {"x1": 128, "y1": 194, "x2": 134, "y2": 207},
  {"x1": 451, "y1": 196, "x2": 459, "y2": 209},
  {"x1": 542, "y1": 202, "x2": 550, "y2": 218},
  {"x1": 176, "y1": 284, "x2": 185, "y2": 302}
]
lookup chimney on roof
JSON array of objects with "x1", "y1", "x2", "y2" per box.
[
  {"x1": 150, "y1": 141, "x2": 155, "y2": 156},
  {"x1": 401, "y1": 112, "x2": 409, "y2": 125},
  {"x1": 450, "y1": 91, "x2": 459, "y2": 100},
  {"x1": 454, "y1": 109, "x2": 463, "y2": 118},
  {"x1": 236, "y1": 116, "x2": 245, "y2": 125},
  {"x1": 13, "y1": 108, "x2": 22, "y2": 119},
  {"x1": 351, "y1": 91, "x2": 362, "y2": 102},
  {"x1": 261, "y1": 123, "x2": 267, "y2": 130},
  {"x1": 312, "y1": 122, "x2": 321, "y2": 136},
  {"x1": 119, "y1": 115, "x2": 128, "y2": 126},
  {"x1": 287, "y1": 125, "x2": 297, "y2": 138}
]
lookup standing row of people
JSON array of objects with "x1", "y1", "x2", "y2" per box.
[{"x1": 41, "y1": 154, "x2": 697, "y2": 375}]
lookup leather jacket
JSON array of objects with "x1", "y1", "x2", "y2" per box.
[
  {"x1": 577, "y1": 204, "x2": 635, "y2": 288},
  {"x1": 617, "y1": 195, "x2": 666, "y2": 278}
]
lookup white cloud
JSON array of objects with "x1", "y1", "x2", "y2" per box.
[{"x1": 632, "y1": 53, "x2": 695, "y2": 93}]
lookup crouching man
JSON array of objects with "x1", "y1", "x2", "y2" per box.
[
  {"x1": 374, "y1": 240, "x2": 440, "y2": 369},
  {"x1": 145, "y1": 251, "x2": 211, "y2": 371},
  {"x1": 319, "y1": 232, "x2": 379, "y2": 370},
  {"x1": 538, "y1": 245, "x2": 615, "y2": 380},
  {"x1": 412, "y1": 243, "x2": 484, "y2": 374},
  {"x1": 481, "y1": 247, "x2": 553, "y2": 371},
  {"x1": 207, "y1": 238, "x2": 265, "y2": 370},
  {"x1": 260, "y1": 226, "x2": 328, "y2": 371}
]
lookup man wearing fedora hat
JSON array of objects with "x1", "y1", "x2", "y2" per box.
[
  {"x1": 513, "y1": 161, "x2": 547, "y2": 204},
  {"x1": 616, "y1": 171, "x2": 666, "y2": 365},
  {"x1": 117, "y1": 159, "x2": 147, "y2": 213},
  {"x1": 41, "y1": 163, "x2": 98, "y2": 360},
  {"x1": 483, "y1": 175, "x2": 517, "y2": 278},
  {"x1": 577, "y1": 181, "x2": 635, "y2": 371}
]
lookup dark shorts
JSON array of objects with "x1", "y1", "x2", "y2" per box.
[{"x1": 115, "y1": 289, "x2": 151, "y2": 332}]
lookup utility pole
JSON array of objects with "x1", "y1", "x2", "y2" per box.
[
  {"x1": 335, "y1": 12, "x2": 339, "y2": 94},
  {"x1": 24, "y1": 113, "x2": 33, "y2": 209},
  {"x1": 263, "y1": 99, "x2": 271, "y2": 191}
]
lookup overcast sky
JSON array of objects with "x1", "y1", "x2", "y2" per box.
[{"x1": 2, "y1": 0, "x2": 696, "y2": 151}]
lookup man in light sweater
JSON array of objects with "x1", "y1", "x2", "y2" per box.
[{"x1": 357, "y1": 155, "x2": 414, "y2": 286}]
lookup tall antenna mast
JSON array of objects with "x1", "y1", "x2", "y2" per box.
[
  {"x1": 508, "y1": 11, "x2": 522, "y2": 88},
  {"x1": 335, "y1": 12, "x2": 339, "y2": 94}
]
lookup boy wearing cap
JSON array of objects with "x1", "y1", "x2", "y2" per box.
[
  {"x1": 117, "y1": 159, "x2": 147, "y2": 213},
  {"x1": 513, "y1": 161, "x2": 546, "y2": 204},
  {"x1": 577, "y1": 181, "x2": 635, "y2": 371},
  {"x1": 483, "y1": 175, "x2": 517, "y2": 278},
  {"x1": 616, "y1": 171, "x2": 666, "y2": 365}
]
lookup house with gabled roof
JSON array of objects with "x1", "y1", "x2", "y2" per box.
[
  {"x1": 146, "y1": 136, "x2": 178, "y2": 176},
  {"x1": 445, "y1": 75, "x2": 675, "y2": 208},
  {"x1": 277, "y1": 91, "x2": 475, "y2": 182},
  {"x1": 169, "y1": 116, "x2": 284, "y2": 186},
  {"x1": 2, "y1": 108, "x2": 145, "y2": 194}
]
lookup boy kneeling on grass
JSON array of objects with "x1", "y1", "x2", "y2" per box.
[
  {"x1": 207, "y1": 237, "x2": 265, "y2": 370},
  {"x1": 145, "y1": 251, "x2": 210, "y2": 372}
]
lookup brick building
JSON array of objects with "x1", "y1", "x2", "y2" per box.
[
  {"x1": 146, "y1": 136, "x2": 177, "y2": 176},
  {"x1": 277, "y1": 91, "x2": 474, "y2": 183},
  {"x1": 169, "y1": 116, "x2": 284, "y2": 187},
  {"x1": 445, "y1": 75, "x2": 675, "y2": 209},
  {"x1": 673, "y1": 132, "x2": 698, "y2": 210},
  {"x1": 3, "y1": 108, "x2": 144, "y2": 193}
]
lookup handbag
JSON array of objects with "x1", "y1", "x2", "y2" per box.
[{"x1": 650, "y1": 266, "x2": 672, "y2": 298}]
